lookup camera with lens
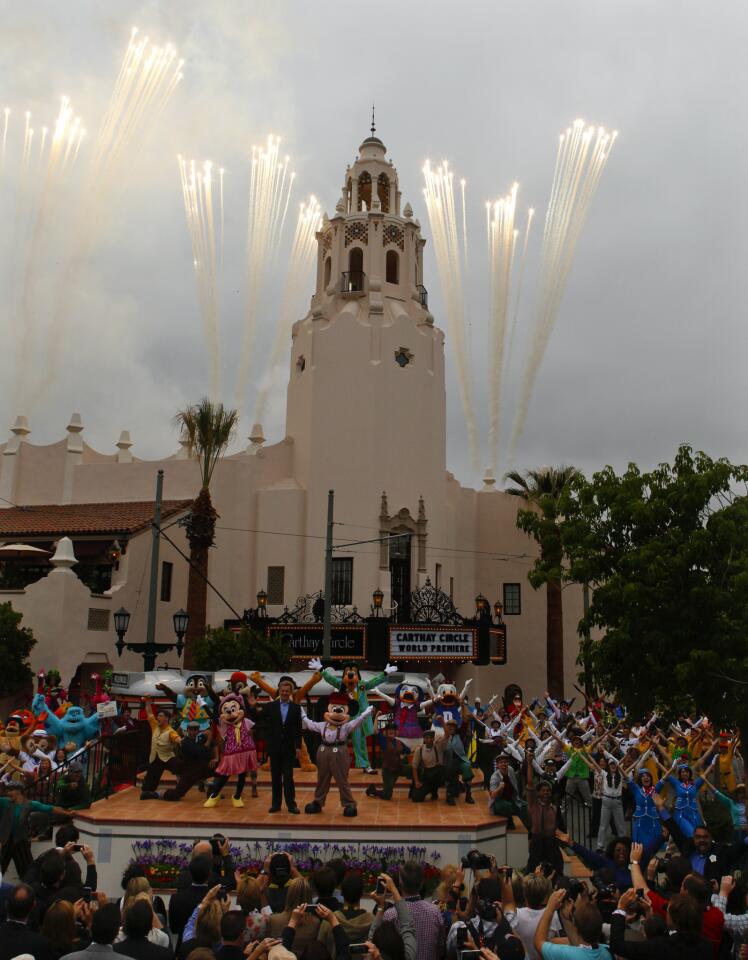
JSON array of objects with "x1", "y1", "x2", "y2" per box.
[
  {"x1": 567, "y1": 879, "x2": 585, "y2": 899},
  {"x1": 476, "y1": 898, "x2": 497, "y2": 921},
  {"x1": 461, "y1": 849, "x2": 491, "y2": 871},
  {"x1": 269, "y1": 852, "x2": 292, "y2": 885}
]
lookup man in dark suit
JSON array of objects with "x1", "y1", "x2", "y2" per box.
[
  {"x1": 263, "y1": 676, "x2": 303, "y2": 814},
  {"x1": 658, "y1": 803, "x2": 748, "y2": 884},
  {"x1": 0, "y1": 883, "x2": 52, "y2": 960}
]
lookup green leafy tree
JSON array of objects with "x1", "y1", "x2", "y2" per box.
[
  {"x1": 559, "y1": 445, "x2": 748, "y2": 725},
  {"x1": 504, "y1": 466, "x2": 580, "y2": 698},
  {"x1": 0, "y1": 602, "x2": 36, "y2": 696},
  {"x1": 192, "y1": 626, "x2": 292, "y2": 674},
  {"x1": 173, "y1": 398, "x2": 239, "y2": 668}
]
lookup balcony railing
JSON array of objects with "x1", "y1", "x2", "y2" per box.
[
  {"x1": 417, "y1": 284, "x2": 428, "y2": 308},
  {"x1": 341, "y1": 270, "x2": 366, "y2": 294}
]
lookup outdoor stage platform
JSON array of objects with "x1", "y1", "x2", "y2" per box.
[{"x1": 73, "y1": 768, "x2": 530, "y2": 895}]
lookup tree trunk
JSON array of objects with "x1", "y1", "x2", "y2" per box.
[
  {"x1": 546, "y1": 578, "x2": 565, "y2": 698},
  {"x1": 183, "y1": 487, "x2": 217, "y2": 669}
]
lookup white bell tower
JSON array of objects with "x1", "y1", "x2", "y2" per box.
[{"x1": 284, "y1": 124, "x2": 449, "y2": 600}]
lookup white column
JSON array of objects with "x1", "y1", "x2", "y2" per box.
[{"x1": 0, "y1": 416, "x2": 30, "y2": 508}]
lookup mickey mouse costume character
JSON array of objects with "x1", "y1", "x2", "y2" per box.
[
  {"x1": 311, "y1": 658, "x2": 397, "y2": 773},
  {"x1": 302, "y1": 692, "x2": 374, "y2": 817},
  {"x1": 204, "y1": 693, "x2": 258, "y2": 808}
]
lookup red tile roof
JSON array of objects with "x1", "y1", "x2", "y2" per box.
[{"x1": 0, "y1": 500, "x2": 192, "y2": 539}]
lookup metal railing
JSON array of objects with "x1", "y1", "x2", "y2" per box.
[
  {"x1": 341, "y1": 270, "x2": 366, "y2": 293},
  {"x1": 417, "y1": 284, "x2": 428, "y2": 308},
  {"x1": 30, "y1": 726, "x2": 151, "y2": 807},
  {"x1": 564, "y1": 793, "x2": 593, "y2": 846}
]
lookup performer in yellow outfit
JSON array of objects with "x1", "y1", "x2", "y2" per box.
[{"x1": 250, "y1": 668, "x2": 321, "y2": 771}]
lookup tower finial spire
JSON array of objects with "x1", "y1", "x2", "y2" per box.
[{"x1": 370, "y1": 102, "x2": 376, "y2": 136}]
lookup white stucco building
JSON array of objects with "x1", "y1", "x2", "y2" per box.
[{"x1": 0, "y1": 132, "x2": 584, "y2": 699}]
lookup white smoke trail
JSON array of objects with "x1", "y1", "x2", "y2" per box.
[
  {"x1": 178, "y1": 156, "x2": 222, "y2": 399},
  {"x1": 253, "y1": 195, "x2": 321, "y2": 424},
  {"x1": 234, "y1": 134, "x2": 295, "y2": 410},
  {"x1": 508, "y1": 120, "x2": 616, "y2": 461},
  {"x1": 422, "y1": 160, "x2": 480, "y2": 468}
]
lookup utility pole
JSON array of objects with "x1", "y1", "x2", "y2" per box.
[
  {"x1": 582, "y1": 581, "x2": 592, "y2": 696},
  {"x1": 144, "y1": 469, "x2": 164, "y2": 671},
  {"x1": 322, "y1": 489, "x2": 334, "y2": 661}
]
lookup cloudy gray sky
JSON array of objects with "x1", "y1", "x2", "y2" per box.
[{"x1": 1, "y1": 0, "x2": 746, "y2": 487}]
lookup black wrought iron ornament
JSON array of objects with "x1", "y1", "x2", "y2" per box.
[
  {"x1": 275, "y1": 591, "x2": 366, "y2": 625},
  {"x1": 408, "y1": 577, "x2": 465, "y2": 625}
]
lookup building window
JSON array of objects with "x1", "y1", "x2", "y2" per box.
[
  {"x1": 435, "y1": 563, "x2": 442, "y2": 589},
  {"x1": 503, "y1": 582, "x2": 521, "y2": 615},
  {"x1": 331, "y1": 558, "x2": 353, "y2": 605},
  {"x1": 377, "y1": 173, "x2": 390, "y2": 212},
  {"x1": 357, "y1": 171, "x2": 372, "y2": 211},
  {"x1": 449, "y1": 576, "x2": 454, "y2": 599},
  {"x1": 394, "y1": 347, "x2": 413, "y2": 368},
  {"x1": 160, "y1": 561, "x2": 173, "y2": 602},
  {"x1": 87, "y1": 608, "x2": 110, "y2": 631},
  {"x1": 386, "y1": 250, "x2": 399, "y2": 284},
  {"x1": 296, "y1": 355, "x2": 306, "y2": 373},
  {"x1": 267, "y1": 566, "x2": 285, "y2": 605},
  {"x1": 324, "y1": 257, "x2": 331, "y2": 287}
]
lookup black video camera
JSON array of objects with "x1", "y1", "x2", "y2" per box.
[{"x1": 461, "y1": 849, "x2": 491, "y2": 871}]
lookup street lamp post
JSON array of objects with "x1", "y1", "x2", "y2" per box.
[{"x1": 113, "y1": 606, "x2": 190, "y2": 671}]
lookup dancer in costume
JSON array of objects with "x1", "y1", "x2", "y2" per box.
[
  {"x1": 664, "y1": 753, "x2": 717, "y2": 838},
  {"x1": 155, "y1": 675, "x2": 213, "y2": 733},
  {"x1": 309, "y1": 658, "x2": 396, "y2": 773},
  {"x1": 302, "y1": 691, "x2": 373, "y2": 817},
  {"x1": 204, "y1": 694, "x2": 257, "y2": 809}
]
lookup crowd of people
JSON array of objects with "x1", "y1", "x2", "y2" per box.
[
  {"x1": 1, "y1": 670, "x2": 747, "y2": 958},
  {"x1": 0, "y1": 817, "x2": 748, "y2": 960}
]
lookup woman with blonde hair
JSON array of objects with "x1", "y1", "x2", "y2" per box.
[
  {"x1": 268, "y1": 878, "x2": 319, "y2": 957},
  {"x1": 117, "y1": 890, "x2": 170, "y2": 948},
  {"x1": 237, "y1": 873, "x2": 272, "y2": 939},
  {"x1": 179, "y1": 895, "x2": 228, "y2": 959}
]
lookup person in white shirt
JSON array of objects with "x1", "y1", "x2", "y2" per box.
[{"x1": 509, "y1": 873, "x2": 562, "y2": 960}]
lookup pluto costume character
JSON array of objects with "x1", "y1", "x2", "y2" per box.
[
  {"x1": 311, "y1": 658, "x2": 397, "y2": 772},
  {"x1": 302, "y1": 692, "x2": 374, "y2": 817}
]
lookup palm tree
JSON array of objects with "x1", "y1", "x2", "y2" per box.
[
  {"x1": 504, "y1": 465, "x2": 579, "y2": 698},
  {"x1": 174, "y1": 398, "x2": 238, "y2": 667}
]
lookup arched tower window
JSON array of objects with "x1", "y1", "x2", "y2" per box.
[
  {"x1": 349, "y1": 247, "x2": 364, "y2": 275},
  {"x1": 377, "y1": 173, "x2": 390, "y2": 213},
  {"x1": 324, "y1": 256, "x2": 332, "y2": 288},
  {"x1": 386, "y1": 250, "x2": 399, "y2": 284},
  {"x1": 357, "y1": 172, "x2": 372, "y2": 211},
  {"x1": 346, "y1": 178, "x2": 352, "y2": 213}
]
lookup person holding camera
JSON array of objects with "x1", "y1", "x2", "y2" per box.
[
  {"x1": 282, "y1": 902, "x2": 350, "y2": 960},
  {"x1": 532, "y1": 888, "x2": 611, "y2": 958},
  {"x1": 369, "y1": 872, "x2": 417, "y2": 960},
  {"x1": 609, "y1": 888, "x2": 711, "y2": 959},
  {"x1": 380, "y1": 863, "x2": 442, "y2": 960},
  {"x1": 446, "y1": 874, "x2": 512, "y2": 959}
]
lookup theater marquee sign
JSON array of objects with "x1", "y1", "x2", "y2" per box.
[{"x1": 387, "y1": 624, "x2": 477, "y2": 661}]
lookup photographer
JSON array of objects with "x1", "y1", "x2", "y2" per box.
[
  {"x1": 369, "y1": 873, "x2": 416, "y2": 960},
  {"x1": 380, "y1": 862, "x2": 443, "y2": 960},
  {"x1": 282, "y1": 902, "x2": 350, "y2": 960},
  {"x1": 264, "y1": 852, "x2": 299, "y2": 913},
  {"x1": 532, "y1": 888, "x2": 611, "y2": 958},
  {"x1": 609, "y1": 889, "x2": 711, "y2": 959},
  {"x1": 175, "y1": 836, "x2": 236, "y2": 892},
  {"x1": 446, "y1": 874, "x2": 513, "y2": 959}
]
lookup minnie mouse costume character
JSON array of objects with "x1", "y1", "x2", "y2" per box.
[
  {"x1": 302, "y1": 692, "x2": 373, "y2": 817},
  {"x1": 204, "y1": 693, "x2": 257, "y2": 809}
]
